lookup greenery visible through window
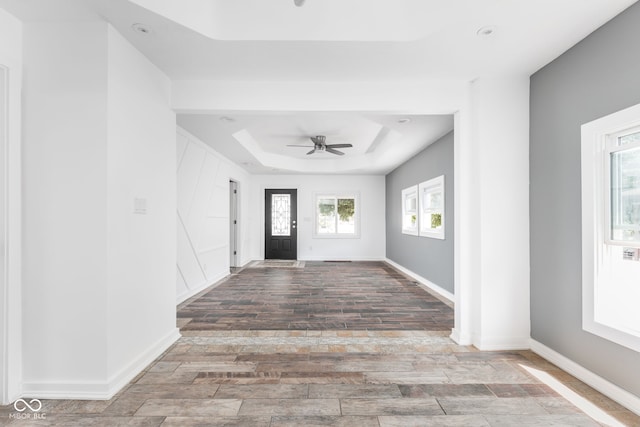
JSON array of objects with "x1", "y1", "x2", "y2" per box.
[
  {"x1": 431, "y1": 213, "x2": 442, "y2": 229},
  {"x1": 337, "y1": 199, "x2": 355, "y2": 222},
  {"x1": 315, "y1": 194, "x2": 358, "y2": 237}
]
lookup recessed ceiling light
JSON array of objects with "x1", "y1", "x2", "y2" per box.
[
  {"x1": 397, "y1": 118, "x2": 411, "y2": 124},
  {"x1": 219, "y1": 116, "x2": 236, "y2": 123},
  {"x1": 476, "y1": 26, "x2": 496, "y2": 37},
  {"x1": 131, "y1": 23, "x2": 152, "y2": 35}
]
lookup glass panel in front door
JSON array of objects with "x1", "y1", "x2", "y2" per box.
[{"x1": 271, "y1": 194, "x2": 291, "y2": 236}]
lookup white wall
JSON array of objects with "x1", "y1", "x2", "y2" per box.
[
  {"x1": 105, "y1": 26, "x2": 178, "y2": 390},
  {"x1": 176, "y1": 127, "x2": 255, "y2": 304},
  {"x1": 253, "y1": 174, "x2": 386, "y2": 261},
  {"x1": 22, "y1": 21, "x2": 110, "y2": 394},
  {"x1": 0, "y1": 8, "x2": 22, "y2": 405},
  {"x1": 21, "y1": 21, "x2": 178, "y2": 399}
]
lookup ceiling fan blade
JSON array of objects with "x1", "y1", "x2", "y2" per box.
[
  {"x1": 306, "y1": 149, "x2": 316, "y2": 155},
  {"x1": 326, "y1": 143, "x2": 352, "y2": 149},
  {"x1": 325, "y1": 147, "x2": 345, "y2": 156},
  {"x1": 287, "y1": 144, "x2": 314, "y2": 147}
]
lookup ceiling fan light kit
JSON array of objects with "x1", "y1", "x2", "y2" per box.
[{"x1": 287, "y1": 135, "x2": 353, "y2": 156}]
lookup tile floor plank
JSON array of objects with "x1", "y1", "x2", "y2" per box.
[
  {"x1": 340, "y1": 397, "x2": 444, "y2": 416},
  {"x1": 437, "y1": 397, "x2": 549, "y2": 415},
  {"x1": 134, "y1": 399, "x2": 241, "y2": 417},
  {"x1": 237, "y1": 398, "x2": 341, "y2": 416},
  {"x1": 379, "y1": 415, "x2": 491, "y2": 427},
  {"x1": 270, "y1": 415, "x2": 379, "y2": 427}
]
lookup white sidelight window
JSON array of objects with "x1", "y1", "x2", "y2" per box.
[{"x1": 581, "y1": 103, "x2": 640, "y2": 352}]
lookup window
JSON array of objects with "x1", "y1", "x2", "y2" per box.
[
  {"x1": 314, "y1": 193, "x2": 359, "y2": 238},
  {"x1": 419, "y1": 175, "x2": 445, "y2": 239},
  {"x1": 581, "y1": 103, "x2": 640, "y2": 352},
  {"x1": 607, "y1": 129, "x2": 640, "y2": 244},
  {"x1": 402, "y1": 186, "x2": 418, "y2": 235}
]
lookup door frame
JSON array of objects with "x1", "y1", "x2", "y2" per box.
[
  {"x1": 1, "y1": 63, "x2": 21, "y2": 405},
  {"x1": 229, "y1": 180, "x2": 238, "y2": 268}
]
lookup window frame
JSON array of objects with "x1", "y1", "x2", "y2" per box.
[
  {"x1": 313, "y1": 192, "x2": 360, "y2": 239},
  {"x1": 401, "y1": 185, "x2": 419, "y2": 236},
  {"x1": 581, "y1": 102, "x2": 640, "y2": 353}
]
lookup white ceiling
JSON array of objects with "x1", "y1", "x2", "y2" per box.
[
  {"x1": 2, "y1": 0, "x2": 637, "y2": 174},
  {"x1": 178, "y1": 113, "x2": 454, "y2": 174}
]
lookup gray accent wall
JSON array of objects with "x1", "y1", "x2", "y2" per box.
[
  {"x1": 530, "y1": 3, "x2": 640, "y2": 395},
  {"x1": 385, "y1": 131, "x2": 454, "y2": 294}
]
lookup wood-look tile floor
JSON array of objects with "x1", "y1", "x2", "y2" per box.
[
  {"x1": 179, "y1": 261, "x2": 454, "y2": 331},
  {"x1": 3, "y1": 262, "x2": 639, "y2": 426}
]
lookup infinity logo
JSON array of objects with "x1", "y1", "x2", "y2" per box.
[{"x1": 13, "y1": 398, "x2": 42, "y2": 412}]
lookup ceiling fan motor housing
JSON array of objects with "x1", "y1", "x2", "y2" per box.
[{"x1": 288, "y1": 135, "x2": 352, "y2": 156}]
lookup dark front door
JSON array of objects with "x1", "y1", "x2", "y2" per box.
[{"x1": 265, "y1": 189, "x2": 297, "y2": 260}]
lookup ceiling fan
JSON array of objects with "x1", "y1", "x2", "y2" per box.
[{"x1": 287, "y1": 135, "x2": 353, "y2": 156}]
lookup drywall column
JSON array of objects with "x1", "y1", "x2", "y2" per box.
[
  {"x1": 455, "y1": 77, "x2": 531, "y2": 350},
  {"x1": 452, "y1": 89, "x2": 477, "y2": 346},
  {"x1": 22, "y1": 21, "x2": 178, "y2": 399},
  {"x1": 22, "y1": 21, "x2": 110, "y2": 397}
]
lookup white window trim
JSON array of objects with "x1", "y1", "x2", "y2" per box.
[
  {"x1": 419, "y1": 175, "x2": 445, "y2": 240},
  {"x1": 581, "y1": 102, "x2": 640, "y2": 353},
  {"x1": 401, "y1": 185, "x2": 419, "y2": 236},
  {"x1": 313, "y1": 192, "x2": 360, "y2": 239}
]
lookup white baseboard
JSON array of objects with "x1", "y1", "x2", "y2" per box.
[
  {"x1": 297, "y1": 256, "x2": 386, "y2": 262},
  {"x1": 238, "y1": 258, "x2": 254, "y2": 268},
  {"x1": 176, "y1": 271, "x2": 229, "y2": 305},
  {"x1": 450, "y1": 327, "x2": 472, "y2": 346},
  {"x1": 21, "y1": 328, "x2": 180, "y2": 400},
  {"x1": 384, "y1": 258, "x2": 454, "y2": 303},
  {"x1": 474, "y1": 335, "x2": 530, "y2": 351},
  {"x1": 530, "y1": 338, "x2": 640, "y2": 415},
  {"x1": 106, "y1": 328, "x2": 181, "y2": 398}
]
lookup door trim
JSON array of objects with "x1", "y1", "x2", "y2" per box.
[
  {"x1": 229, "y1": 180, "x2": 238, "y2": 268},
  {"x1": 0, "y1": 64, "x2": 21, "y2": 405}
]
